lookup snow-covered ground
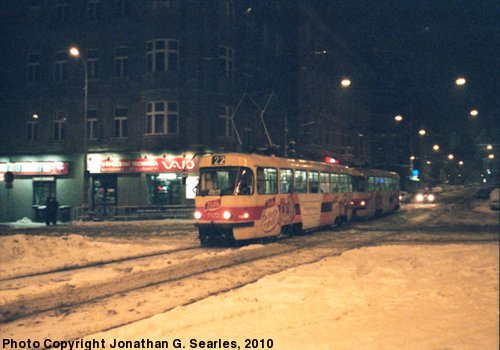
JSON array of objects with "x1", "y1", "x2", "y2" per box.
[
  {"x1": 88, "y1": 244, "x2": 499, "y2": 350},
  {"x1": 1, "y1": 196, "x2": 499, "y2": 349}
]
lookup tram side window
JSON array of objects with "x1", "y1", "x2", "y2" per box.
[
  {"x1": 320, "y1": 172, "x2": 330, "y2": 193},
  {"x1": 280, "y1": 168, "x2": 293, "y2": 193},
  {"x1": 331, "y1": 173, "x2": 339, "y2": 192},
  {"x1": 352, "y1": 176, "x2": 367, "y2": 192},
  {"x1": 368, "y1": 176, "x2": 376, "y2": 191},
  {"x1": 294, "y1": 170, "x2": 307, "y2": 193},
  {"x1": 347, "y1": 175, "x2": 353, "y2": 192},
  {"x1": 339, "y1": 174, "x2": 349, "y2": 192},
  {"x1": 257, "y1": 167, "x2": 278, "y2": 194},
  {"x1": 308, "y1": 171, "x2": 319, "y2": 193}
]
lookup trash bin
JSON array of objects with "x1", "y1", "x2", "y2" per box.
[
  {"x1": 33, "y1": 205, "x2": 47, "y2": 222},
  {"x1": 59, "y1": 205, "x2": 71, "y2": 222}
]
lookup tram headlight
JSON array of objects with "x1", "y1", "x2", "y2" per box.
[
  {"x1": 194, "y1": 210, "x2": 202, "y2": 220},
  {"x1": 223, "y1": 210, "x2": 232, "y2": 220},
  {"x1": 415, "y1": 193, "x2": 425, "y2": 202},
  {"x1": 427, "y1": 194, "x2": 435, "y2": 202},
  {"x1": 360, "y1": 200, "x2": 366, "y2": 206},
  {"x1": 239, "y1": 212, "x2": 250, "y2": 219}
]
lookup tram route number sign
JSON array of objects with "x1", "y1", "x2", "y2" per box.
[
  {"x1": 212, "y1": 155, "x2": 226, "y2": 165},
  {"x1": 4, "y1": 171, "x2": 14, "y2": 189}
]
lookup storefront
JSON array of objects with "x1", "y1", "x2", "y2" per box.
[
  {"x1": 87, "y1": 153, "x2": 198, "y2": 214},
  {"x1": 0, "y1": 158, "x2": 78, "y2": 222}
]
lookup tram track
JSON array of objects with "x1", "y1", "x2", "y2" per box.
[{"x1": 0, "y1": 223, "x2": 403, "y2": 338}]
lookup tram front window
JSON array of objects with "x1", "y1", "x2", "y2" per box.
[{"x1": 199, "y1": 167, "x2": 254, "y2": 196}]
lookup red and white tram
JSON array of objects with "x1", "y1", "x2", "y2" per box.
[{"x1": 193, "y1": 153, "x2": 400, "y2": 244}]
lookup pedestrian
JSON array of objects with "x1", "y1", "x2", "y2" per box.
[{"x1": 45, "y1": 197, "x2": 59, "y2": 225}]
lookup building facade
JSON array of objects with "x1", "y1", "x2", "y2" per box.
[{"x1": 0, "y1": 0, "x2": 370, "y2": 222}]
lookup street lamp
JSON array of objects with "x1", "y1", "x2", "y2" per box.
[
  {"x1": 455, "y1": 77, "x2": 466, "y2": 86},
  {"x1": 458, "y1": 160, "x2": 464, "y2": 166},
  {"x1": 340, "y1": 78, "x2": 351, "y2": 88},
  {"x1": 432, "y1": 144, "x2": 440, "y2": 151},
  {"x1": 448, "y1": 154, "x2": 454, "y2": 160},
  {"x1": 470, "y1": 109, "x2": 478, "y2": 117},
  {"x1": 488, "y1": 154, "x2": 495, "y2": 159},
  {"x1": 486, "y1": 144, "x2": 493, "y2": 150},
  {"x1": 394, "y1": 115, "x2": 403, "y2": 122},
  {"x1": 69, "y1": 46, "x2": 89, "y2": 216},
  {"x1": 418, "y1": 129, "x2": 426, "y2": 136}
]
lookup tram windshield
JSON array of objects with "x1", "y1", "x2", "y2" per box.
[{"x1": 198, "y1": 167, "x2": 254, "y2": 196}]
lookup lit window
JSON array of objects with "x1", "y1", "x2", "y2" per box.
[{"x1": 257, "y1": 167, "x2": 278, "y2": 194}]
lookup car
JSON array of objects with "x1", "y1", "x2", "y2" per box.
[
  {"x1": 413, "y1": 191, "x2": 436, "y2": 203},
  {"x1": 399, "y1": 191, "x2": 411, "y2": 203},
  {"x1": 476, "y1": 186, "x2": 494, "y2": 199},
  {"x1": 490, "y1": 188, "x2": 499, "y2": 210}
]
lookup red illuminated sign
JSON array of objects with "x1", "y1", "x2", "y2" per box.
[
  {"x1": 0, "y1": 162, "x2": 68, "y2": 177},
  {"x1": 325, "y1": 156, "x2": 339, "y2": 164},
  {"x1": 97, "y1": 157, "x2": 197, "y2": 173}
]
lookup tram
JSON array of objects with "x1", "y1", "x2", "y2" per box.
[{"x1": 193, "y1": 153, "x2": 400, "y2": 244}]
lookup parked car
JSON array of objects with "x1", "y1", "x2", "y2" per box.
[{"x1": 490, "y1": 188, "x2": 499, "y2": 210}]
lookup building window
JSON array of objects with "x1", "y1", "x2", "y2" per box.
[
  {"x1": 217, "y1": 105, "x2": 234, "y2": 138},
  {"x1": 53, "y1": 111, "x2": 67, "y2": 140},
  {"x1": 218, "y1": 45, "x2": 234, "y2": 77},
  {"x1": 87, "y1": 0, "x2": 101, "y2": 19},
  {"x1": 146, "y1": 39, "x2": 179, "y2": 73},
  {"x1": 87, "y1": 49, "x2": 100, "y2": 80},
  {"x1": 113, "y1": 107, "x2": 128, "y2": 138},
  {"x1": 27, "y1": 53, "x2": 40, "y2": 83},
  {"x1": 86, "y1": 109, "x2": 98, "y2": 140},
  {"x1": 55, "y1": 0, "x2": 69, "y2": 21},
  {"x1": 114, "y1": 47, "x2": 128, "y2": 76},
  {"x1": 145, "y1": 101, "x2": 178, "y2": 135},
  {"x1": 26, "y1": 120, "x2": 39, "y2": 141},
  {"x1": 115, "y1": 0, "x2": 130, "y2": 17},
  {"x1": 54, "y1": 51, "x2": 68, "y2": 82}
]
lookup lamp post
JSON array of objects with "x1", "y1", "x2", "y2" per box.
[{"x1": 69, "y1": 46, "x2": 89, "y2": 216}]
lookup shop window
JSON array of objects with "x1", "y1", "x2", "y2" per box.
[
  {"x1": 33, "y1": 180, "x2": 56, "y2": 206},
  {"x1": 92, "y1": 174, "x2": 117, "y2": 216},
  {"x1": 148, "y1": 174, "x2": 182, "y2": 205}
]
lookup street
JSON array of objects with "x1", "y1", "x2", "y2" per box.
[{"x1": 0, "y1": 187, "x2": 498, "y2": 349}]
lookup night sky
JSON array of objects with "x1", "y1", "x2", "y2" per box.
[{"x1": 314, "y1": 0, "x2": 499, "y2": 151}]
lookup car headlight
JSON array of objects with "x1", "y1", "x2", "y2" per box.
[
  {"x1": 415, "y1": 193, "x2": 424, "y2": 202},
  {"x1": 427, "y1": 194, "x2": 435, "y2": 202}
]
